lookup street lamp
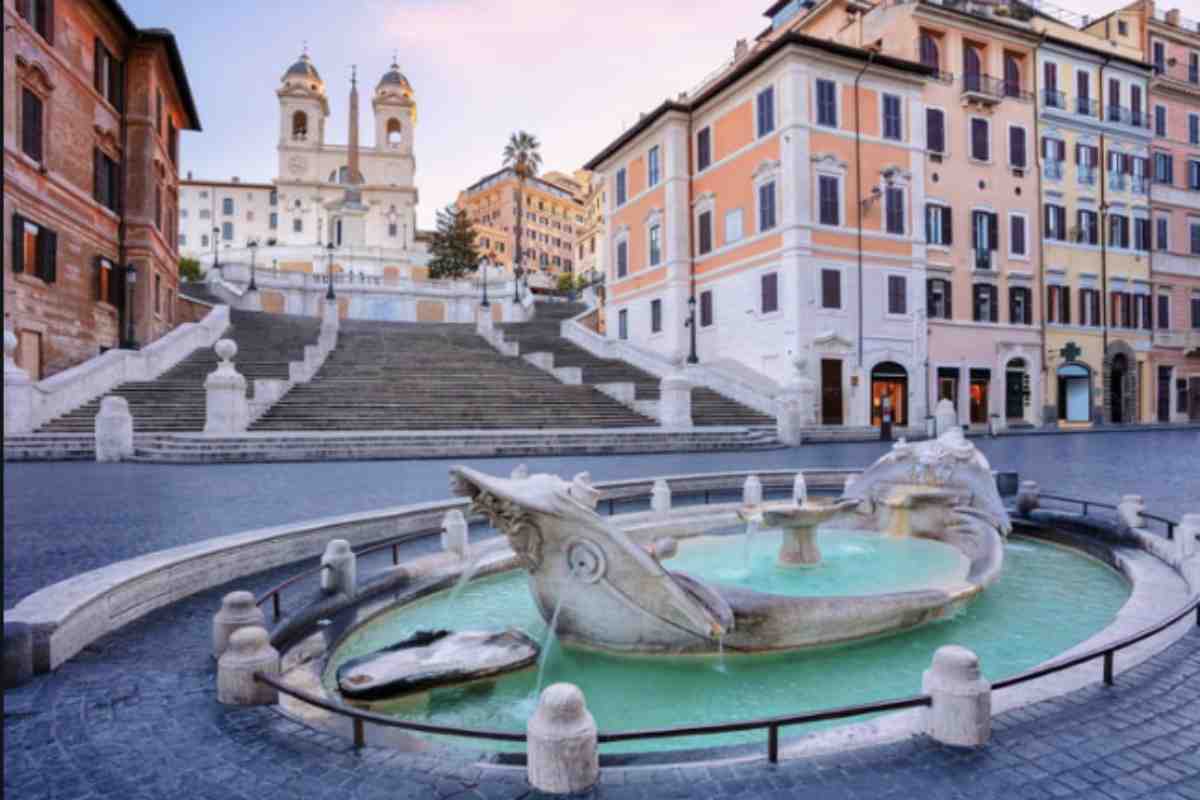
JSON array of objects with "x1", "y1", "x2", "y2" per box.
[
  {"x1": 325, "y1": 242, "x2": 336, "y2": 300},
  {"x1": 211, "y1": 226, "x2": 220, "y2": 274},
  {"x1": 513, "y1": 262, "x2": 523, "y2": 303},
  {"x1": 685, "y1": 295, "x2": 699, "y2": 364},
  {"x1": 480, "y1": 253, "x2": 491, "y2": 308},
  {"x1": 247, "y1": 239, "x2": 258, "y2": 291},
  {"x1": 125, "y1": 263, "x2": 139, "y2": 349}
]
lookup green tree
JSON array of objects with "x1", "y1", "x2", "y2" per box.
[
  {"x1": 178, "y1": 256, "x2": 203, "y2": 282},
  {"x1": 502, "y1": 131, "x2": 542, "y2": 288},
  {"x1": 427, "y1": 205, "x2": 481, "y2": 279}
]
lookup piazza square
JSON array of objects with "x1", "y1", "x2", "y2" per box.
[{"x1": 3, "y1": 1, "x2": 1199, "y2": 799}]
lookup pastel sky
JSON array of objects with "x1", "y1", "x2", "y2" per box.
[{"x1": 123, "y1": 0, "x2": 1116, "y2": 229}]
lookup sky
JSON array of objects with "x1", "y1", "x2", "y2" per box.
[{"x1": 124, "y1": 0, "x2": 1118, "y2": 230}]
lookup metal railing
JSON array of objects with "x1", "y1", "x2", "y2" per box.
[
  {"x1": 251, "y1": 490, "x2": 1199, "y2": 762},
  {"x1": 963, "y1": 74, "x2": 1031, "y2": 102}
]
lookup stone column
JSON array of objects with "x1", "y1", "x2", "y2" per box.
[
  {"x1": 205, "y1": 339, "x2": 248, "y2": 434},
  {"x1": 217, "y1": 626, "x2": 280, "y2": 706},
  {"x1": 658, "y1": 371, "x2": 693, "y2": 429},
  {"x1": 212, "y1": 590, "x2": 267, "y2": 659},
  {"x1": 4, "y1": 330, "x2": 35, "y2": 435},
  {"x1": 320, "y1": 539, "x2": 357, "y2": 596},
  {"x1": 442, "y1": 510, "x2": 469, "y2": 559},
  {"x1": 776, "y1": 377, "x2": 816, "y2": 447},
  {"x1": 934, "y1": 398, "x2": 958, "y2": 436},
  {"x1": 1016, "y1": 481, "x2": 1039, "y2": 515},
  {"x1": 743, "y1": 475, "x2": 763, "y2": 507},
  {"x1": 651, "y1": 479, "x2": 672, "y2": 516},
  {"x1": 527, "y1": 683, "x2": 600, "y2": 795},
  {"x1": 1118, "y1": 494, "x2": 1145, "y2": 529},
  {"x1": 94, "y1": 396, "x2": 134, "y2": 462},
  {"x1": 922, "y1": 645, "x2": 991, "y2": 747}
]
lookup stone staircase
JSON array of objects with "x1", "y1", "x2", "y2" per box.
[
  {"x1": 250, "y1": 319, "x2": 659, "y2": 431},
  {"x1": 497, "y1": 303, "x2": 776, "y2": 428},
  {"x1": 35, "y1": 310, "x2": 320, "y2": 433}
]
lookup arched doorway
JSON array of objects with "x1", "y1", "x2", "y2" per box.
[
  {"x1": 1110, "y1": 353, "x2": 1128, "y2": 424},
  {"x1": 870, "y1": 362, "x2": 908, "y2": 426},
  {"x1": 1005, "y1": 358, "x2": 1028, "y2": 421},
  {"x1": 1057, "y1": 363, "x2": 1091, "y2": 422}
]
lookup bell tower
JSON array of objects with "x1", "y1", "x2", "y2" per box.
[
  {"x1": 277, "y1": 48, "x2": 329, "y2": 182},
  {"x1": 373, "y1": 55, "x2": 416, "y2": 156}
]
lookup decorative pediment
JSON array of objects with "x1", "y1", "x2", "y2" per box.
[
  {"x1": 811, "y1": 153, "x2": 848, "y2": 172},
  {"x1": 880, "y1": 165, "x2": 912, "y2": 187},
  {"x1": 93, "y1": 124, "x2": 122, "y2": 156},
  {"x1": 692, "y1": 191, "x2": 715, "y2": 210},
  {"x1": 14, "y1": 56, "x2": 54, "y2": 94},
  {"x1": 811, "y1": 331, "x2": 854, "y2": 353},
  {"x1": 615, "y1": 223, "x2": 631, "y2": 236},
  {"x1": 644, "y1": 206, "x2": 663, "y2": 226},
  {"x1": 752, "y1": 159, "x2": 781, "y2": 180}
]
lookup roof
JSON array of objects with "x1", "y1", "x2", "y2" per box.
[
  {"x1": 585, "y1": 31, "x2": 934, "y2": 170},
  {"x1": 284, "y1": 53, "x2": 321, "y2": 82},
  {"x1": 95, "y1": 1, "x2": 201, "y2": 130},
  {"x1": 378, "y1": 61, "x2": 412, "y2": 90},
  {"x1": 181, "y1": 178, "x2": 274, "y2": 190}
]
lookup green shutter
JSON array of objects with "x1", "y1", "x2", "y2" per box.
[{"x1": 11, "y1": 213, "x2": 25, "y2": 274}]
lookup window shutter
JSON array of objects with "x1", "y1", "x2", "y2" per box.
[
  {"x1": 110, "y1": 56, "x2": 123, "y2": 112},
  {"x1": 38, "y1": 227, "x2": 57, "y2": 283},
  {"x1": 94, "y1": 38, "x2": 103, "y2": 93},
  {"x1": 93, "y1": 148, "x2": 103, "y2": 205},
  {"x1": 988, "y1": 213, "x2": 999, "y2": 251},
  {"x1": 11, "y1": 213, "x2": 25, "y2": 274},
  {"x1": 44, "y1": 0, "x2": 54, "y2": 44},
  {"x1": 94, "y1": 255, "x2": 103, "y2": 301},
  {"x1": 1009, "y1": 287, "x2": 1017, "y2": 325},
  {"x1": 941, "y1": 206, "x2": 952, "y2": 245},
  {"x1": 927, "y1": 279, "x2": 936, "y2": 315},
  {"x1": 16, "y1": 0, "x2": 28, "y2": 19},
  {"x1": 945, "y1": 281, "x2": 953, "y2": 319}
]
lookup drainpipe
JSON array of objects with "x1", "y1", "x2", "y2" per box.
[
  {"x1": 686, "y1": 109, "x2": 698, "y2": 365},
  {"x1": 1032, "y1": 30, "x2": 1048, "y2": 421},
  {"x1": 118, "y1": 59, "x2": 130, "y2": 348},
  {"x1": 1099, "y1": 57, "x2": 1112, "y2": 362},
  {"x1": 854, "y1": 49, "x2": 877, "y2": 372}
]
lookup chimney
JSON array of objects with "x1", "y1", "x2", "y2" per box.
[
  {"x1": 734, "y1": 38, "x2": 749, "y2": 61},
  {"x1": 1166, "y1": 9, "x2": 1181, "y2": 25}
]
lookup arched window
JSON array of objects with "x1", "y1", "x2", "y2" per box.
[
  {"x1": 1004, "y1": 55, "x2": 1021, "y2": 98},
  {"x1": 964, "y1": 46, "x2": 982, "y2": 92},
  {"x1": 386, "y1": 118, "x2": 403, "y2": 146},
  {"x1": 291, "y1": 110, "x2": 308, "y2": 140},
  {"x1": 919, "y1": 33, "x2": 940, "y2": 70}
]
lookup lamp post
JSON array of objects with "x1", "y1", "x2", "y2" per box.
[
  {"x1": 247, "y1": 240, "x2": 258, "y2": 291},
  {"x1": 211, "y1": 226, "x2": 220, "y2": 274},
  {"x1": 685, "y1": 295, "x2": 699, "y2": 364},
  {"x1": 513, "y1": 263, "x2": 523, "y2": 303},
  {"x1": 124, "y1": 263, "x2": 139, "y2": 349},
  {"x1": 325, "y1": 242, "x2": 336, "y2": 300},
  {"x1": 480, "y1": 254, "x2": 491, "y2": 308}
]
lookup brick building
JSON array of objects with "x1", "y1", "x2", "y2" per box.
[{"x1": 4, "y1": 0, "x2": 200, "y2": 379}]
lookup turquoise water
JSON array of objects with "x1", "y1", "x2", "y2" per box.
[{"x1": 326, "y1": 534, "x2": 1129, "y2": 753}]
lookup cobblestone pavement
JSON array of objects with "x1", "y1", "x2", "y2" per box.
[{"x1": 4, "y1": 431, "x2": 1199, "y2": 799}]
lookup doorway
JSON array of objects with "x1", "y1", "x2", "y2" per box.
[
  {"x1": 1057, "y1": 363, "x2": 1090, "y2": 422},
  {"x1": 870, "y1": 362, "x2": 908, "y2": 426},
  {"x1": 17, "y1": 330, "x2": 42, "y2": 380},
  {"x1": 1110, "y1": 354, "x2": 1127, "y2": 424},
  {"x1": 1005, "y1": 359, "x2": 1027, "y2": 421},
  {"x1": 969, "y1": 368, "x2": 991, "y2": 424},
  {"x1": 1158, "y1": 366, "x2": 1172, "y2": 423},
  {"x1": 821, "y1": 359, "x2": 843, "y2": 425}
]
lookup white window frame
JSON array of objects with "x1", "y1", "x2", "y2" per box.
[
  {"x1": 883, "y1": 184, "x2": 907, "y2": 236},
  {"x1": 696, "y1": 126, "x2": 713, "y2": 173},
  {"x1": 756, "y1": 84, "x2": 776, "y2": 139},
  {"x1": 925, "y1": 105, "x2": 948, "y2": 156},
  {"x1": 694, "y1": 194, "x2": 716, "y2": 257},
  {"x1": 880, "y1": 92, "x2": 904, "y2": 142},
  {"x1": 1190, "y1": 113, "x2": 1200, "y2": 145},
  {"x1": 647, "y1": 144, "x2": 661, "y2": 188},
  {"x1": 812, "y1": 155, "x2": 848, "y2": 231},
  {"x1": 645, "y1": 209, "x2": 663, "y2": 267},
  {"x1": 755, "y1": 177, "x2": 779, "y2": 234},
  {"x1": 1008, "y1": 211, "x2": 1030, "y2": 261},
  {"x1": 925, "y1": 201, "x2": 951, "y2": 248},
  {"x1": 883, "y1": 271, "x2": 909, "y2": 318},
  {"x1": 814, "y1": 78, "x2": 841, "y2": 129},
  {"x1": 967, "y1": 115, "x2": 991, "y2": 164},
  {"x1": 819, "y1": 266, "x2": 845, "y2": 312},
  {"x1": 759, "y1": 270, "x2": 781, "y2": 317},
  {"x1": 699, "y1": 288, "x2": 715, "y2": 328},
  {"x1": 724, "y1": 208, "x2": 744, "y2": 244},
  {"x1": 1006, "y1": 123, "x2": 1028, "y2": 169}
]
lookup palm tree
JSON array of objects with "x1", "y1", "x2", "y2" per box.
[{"x1": 502, "y1": 131, "x2": 542, "y2": 300}]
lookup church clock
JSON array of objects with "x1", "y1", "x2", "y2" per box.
[{"x1": 287, "y1": 155, "x2": 308, "y2": 176}]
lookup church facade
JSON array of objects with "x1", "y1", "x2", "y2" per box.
[{"x1": 178, "y1": 52, "x2": 427, "y2": 276}]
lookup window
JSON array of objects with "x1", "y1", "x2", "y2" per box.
[
  {"x1": 927, "y1": 278, "x2": 951, "y2": 319},
  {"x1": 1156, "y1": 217, "x2": 1169, "y2": 251},
  {"x1": 1154, "y1": 41, "x2": 1166, "y2": 73},
  {"x1": 9, "y1": 214, "x2": 57, "y2": 283},
  {"x1": 615, "y1": 168, "x2": 627, "y2": 206},
  {"x1": 650, "y1": 299, "x2": 662, "y2": 333},
  {"x1": 648, "y1": 224, "x2": 661, "y2": 266},
  {"x1": 1158, "y1": 295, "x2": 1170, "y2": 329},
  {"x1": 1130, "y1": 85, "x2": 1143, "y2": 127},
  {"x1": 222, "y1": 222, "x2": 233, "y2": 240},
  {"x1": 964, "y1": 46, "x2": 983, "y2": 91},
  {"x1": 95, "y1": 256, "x2": 119, "y2": 305},
  {"x1": 168, "y1": 121, "x2": 177, "y2": 164},
  {"x1": 1076, "y1": 70, "x2": 1090, "y2": 114},
  {"x1": 1043, "y1": 61, "x2": 1058, "y2": 96},
  {"x1": 1010, "y1": 214, "x2": 1027, "y2": 257},
  {"x1": 1118, "y1": 19, "x2": 1128, "y2": 36},
  {"x1": 885, "y1": 187, "x2": 904, "y2": 235},
  {"x1": 647, "y1": 146, "x2": 660, "y2": 187},
  {"x1": 972, "y1": 210, "x2": 998, "y2": 266},
  {"x1": 758, "y1": 181, "x2": 777, "y2": 231},
  {"x1": 94, "y1": 40, "x2": 122, "y2": 109},
  {"x1": 1109, "y1": 215, "x2": 1130, "y2": 249},
  {"x1": 926, "y1": 108, "x2": 945, "y2": 154},
  {"x1": 1079, "y1": 288, "x2": 1101, "y2": 327},
  {"x1": 819, "y1": 176, "x2": 841, "y2": 226},
  {"x1": 269, "y1": 212, "x2": 278, "y2": 230},
  {"x1": 618, "y1": 309, "x2": 628, "y2": 340},
  {"x1": 1010, "y1": 286, "x2": 1032, "y2": 325},
  {"x1": 222, "y1": 198, "x2": 234, "y2": 215},
  {"x1": 821, "y1": 269, "x2": 841, "y2": 309},
  {"x1": 17, "y1": 0, "x2": 53, "y2": 42},
  {"x1": 156, "y1": 91, "x2": 163, "y2": 136},
  {"x1": 755, "y1": 272, "x2": 778, "y2": 314},
  {"x1": 93, "y1": 149, "x2": 119, "y2": 213},
  {"x1": 698, "y1": 210, "x2": 713, "y2": 255},
  {"x1": 1190, "y1": 160, "x2": 1200, "y2": 190},
  {"x1": 201, "y1": 234, "x2": 209, "y2": 248},
  {"x1": 616, "y1": 239, "x2": 628, "y2": 277},
  {"x1": 1077, "y1": 209, "x2": 1098, "y2": 245},
  {"x1": 697, "y1": 128, "x2": 712, "y2": 171},
  {"x1": 1044, "y1": 203, "x2": 1067, "y2": 241},
  {"x1": 1191, "y1": 114, "x2": 1200, "y2": 145},
  {"x1": 816, "y1": 79, "x2": 837, "y2": 127},
  {"x1": 926, "y1": 204, "x2": 951, "y2": 246},
  {"x1": 919, "y1": 32, "x2": 939, "y2": 70},
  {"x1": 757, "y1": 87, "x2": 775, "y2": 137},
  {"x1": 293, "y1": 218, "x2": 302, "y2": 233},
  {"x1": 887, "y1": 275, "x2": 907, "y2": 315},
  {"x1": 388, "y1": 222, "x2": 397, "y2": 238},
  {"x1": 1047, "y1": 285, "x2": 1066, "y2": 324},
  {"x1": 1155, "y1": 105, "x2": 1168, "y2": 137},
  {"x1": 1108, "y1": 78, "x2": 1121, "y2": 122},
  {"x1": 1155, "y1": 153, "x2": 1174, "y2": 184},
  {"x1": 1008, "y1": 127, "x2": 1026, "y2": 168},
  {"x1": 699, "y1": 290, "x2": 714, "y2": 327},
  {"x1": 882, "y1": 94, "x2": 902, "y2": 141},
  {"x1": 970, "y1": 118, "x2": 989, "y2": 162},
  {"x1": 154, "y1": 273, "x2": 162, "y2": 315},
  {"x1": 1002, "y1": 54, "x2": 1021, "y2": 97},
  {"x1": 1193, "y1": 294, "x2": 1200, "y2": 328},
  {"x1": 973, "y1": 284, "x2": 998, "y2": 323},
  {"x1": 1134, "y1": 218, "x2": 1151, "y2": 252},
  {"x1": 270, "y1": 189, "x2": 278, "y2": 207},
  {"x1": 21, "y1": 89, "x2": 43, "y2": 163},
  {"x1": 155, "y1": 186, "x2": 162, "y2": 231},
  {"x1": 725, "y1": 209, "x2": 744, "y2": 243},
  {"x1": 1191, "y1": 220, "x2": 1200, "y2": 255}
]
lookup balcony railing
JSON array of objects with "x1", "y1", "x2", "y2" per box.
[
  {"x1": 1131, "y1": 176, "x2": 1149, "y2": 194},
  {"x1": 1077, "y1": 167, "x2": 1096, "y2": 185},
  {"x1": 1042, "y1": 88, "x2": 1066, "y2": 110},
  {"x1": 1109, "y1": 173, "x2": 1127, "y2": 191},
  {"x1": 1075, "y1": 97, "x2": 1098, "y2": 117},
  {"x1": 1106, "y1": 105, "x2": 1151, "y2": 129},
  {"x1": 962, "y1": 74, "x2": 1032, "y2": 103},
  {"x1": 973, "y1": 249, "x2": 994, "y2": 271},
  {"x1": 1044, "y1": 160, "x2": 1063, "y2": 180}
]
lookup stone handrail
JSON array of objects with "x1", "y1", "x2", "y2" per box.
[
  {"x1": 24, "y1": 305, "x2": 231, "y2": 430},
  {"x1": 562, "y1": 311, "x2": 780, "y2": 418}
]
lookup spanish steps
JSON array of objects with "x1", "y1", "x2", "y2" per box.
[
  {"x1": 36, "y1": 310, "x2": 321, "y2": 433},
  {"x1": 496, "y1": 303, "x2": 776, "y2": 427}
]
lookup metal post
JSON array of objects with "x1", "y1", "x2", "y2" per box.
[
  {"x1": 1082, "y1": 501, "x2": 1090, "y2": 516},
  {"x1": 325, "y1": 243, "x2": 336, "y2": 301},
  {"x1": 1166, "y1": 522, "x2": 1174, "y2": 540},
  {"x1": 392, "y1": 543, "x2": 399, "y2": 566},
  {"x1": 1103, "y1": 651, "x2": 1114, "y2": 686},
  {"x1": 272, "y1": 593, "x2": 280, "y2": 623},
  {"x1": 248, "y1": 240, "x2": 258, "y2": 291},
  {"x1": 353, "y1": 717, "x2": 365, "y2": 748},
  {"x1": 686, "y1": 296, "x2": 699, "y2": 364},
  {"x1": 767, "y1": 725, "x2": 779, "y2": 764}
]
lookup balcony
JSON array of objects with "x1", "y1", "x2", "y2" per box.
[
  {"x1": 1153, "y1": 329, "x2": 1200, "y2": 350},
  {"x1": 1109, "y1": 173, "x2": 1127, "y2": 192},
  {"x1": 1106, "y1": 105, "x2": 1151, "y2": 130},
  {"x1": 1131, "y1": 176, "x2": 1149, "y2": 194},
  {"x1": 973, "y1": 249, "x2": 995, "y2": 272},
  {"x1": 1075, "y1": 97, "x2": 1099, "y2": 117},
  {"x1": 1044, "y1": 160, "x2": 1063, "y2": 180},
  {"x1": 1077, "y1": 167, "x2": 1096, "y2": 186},
  {"x1": 1042, "y1": 88, "x2": 1066, "y2": 110},
  {"x1": 962, "y1": 73, "x2": 1002, "y2": 105},
  {"x1": 1152, "y1": 61, "x2": 1200, "y2": 89}
]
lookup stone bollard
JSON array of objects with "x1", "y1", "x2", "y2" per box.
[
  {"x1": 1016, "y1": 481, "x2": 1039, "y2": 516},
  {"x1": 934, "y1": 398, "x2": 958, "y2": 436},
  {"x1": 922, "y1": 645, "x2": 991, "y2": 747},
  {"x1": 658, "y1": 371, "x2": 693, "y2": 429},
  {"x1": 3, "y1": 329, "x2": 35, "y2": 436},
  {"x1": 1178, "y1": 513, "x2": 1199, "y2": 561},
  {"x1": 212, "y1": 590, "x2": 266, "y2": 659},
  {"x1": 527, "y1": 683, "x2": 600, "y2": 795},
  {"x1": 1118, "y1": 494, "x2": 1145, "y2": 529},
  {"x1": 320, "y1": 539, "x2": 357, "y2": 596},
  {"x1": 793, "y1": 473, "x2": 808, "y2": 505},
  {"x1": 3, "y1": 622, "x2": 34, "y2": 689},
  {"x1": 94, "y1": 395, "x2": 134, "y2": 462},
  {"x1": 775, "y1": 378, "x2": 815, "y2": 447},
  {"x1": 441, "y1": 509, "x2": 469, "y2": 559},
  {"x1": 651, "y1": 478, "x2": 672, "y2": 516},
  {"x1": 205, "y1": 339, "x2": 248, "y2": 433},
  {"x1": 217, "y1": 626, "x2": 280, "y2": 706},
  {"x1": 511, "y1": 463, "x2": 530, "y2": 479},
  {"x1": 743, "y1": 475, "x2": 763, "y2": 507}
]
